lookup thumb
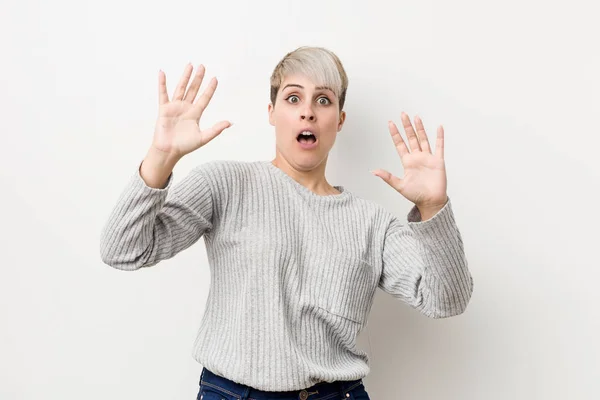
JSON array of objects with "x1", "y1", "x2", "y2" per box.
[
  {"x1": 371, "y1": 169, "x2": 403, "y2": 192},
  {"x1": 202, "y1": 120, "x2": 233, "y2": 143}
]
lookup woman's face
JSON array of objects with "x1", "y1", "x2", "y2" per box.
[{"x1": 268, "y1": 73, "x2": 346, "y2": 171}]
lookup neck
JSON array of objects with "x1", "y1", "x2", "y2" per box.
[{"x1": 270, "y1": 153, "x2": 340, "y2": 196}]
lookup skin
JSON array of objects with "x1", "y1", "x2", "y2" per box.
[
  {"x1": 268, "y1": 73, "x2": 449, "y2": 220},
  {"x1": 371, "y1": 114, "x2": 449, "y2": 220},
  {"x1": 268, "y1": 73, "x2": 346, "y2": 196},
  {"x1": 145, "y1": 63, "x2": 448, "y2": 221}
]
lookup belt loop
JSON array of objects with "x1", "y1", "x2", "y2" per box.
[{"x1": 241, "y1": 385, "x2": 251, "y2": 400}]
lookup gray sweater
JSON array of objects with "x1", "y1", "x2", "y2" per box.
[{"x1": 100, "y1": 159, "x2": 473, "y2": 391}]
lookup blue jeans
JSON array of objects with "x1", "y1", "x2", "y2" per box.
[{"x1": 197, "y1": 367, "x2": 371, "y2": 400}]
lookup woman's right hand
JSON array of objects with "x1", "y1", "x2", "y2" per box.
[{"x1": 151, "y1": 63, "x2": 232, "y2": 159}]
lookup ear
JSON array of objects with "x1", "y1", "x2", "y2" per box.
[
  {"x1": 337, "y1": 110, "x2": 346, "y2": 132},
  {"x1": 268, "y1": 103, "x2": 275, "y2": 126}
]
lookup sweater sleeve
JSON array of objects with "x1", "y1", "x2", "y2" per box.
[
  {"x1": 378, "y1": 197, "x2": 474, "y2": 318},
  {"x1": 99, "y1": 161, "x2": 214, "y2": 271}
]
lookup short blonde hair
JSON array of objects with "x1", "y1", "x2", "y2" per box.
[{"x1": 270, "y1": 46, "x2": 349, "y2": 111}]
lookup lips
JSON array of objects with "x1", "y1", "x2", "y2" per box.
[
  {"x1": 296, "y1": 129, "x2": 317, "y2": 141},
  {"x1": 296, "y1": 129, "x2": 318, "y2": 149}
]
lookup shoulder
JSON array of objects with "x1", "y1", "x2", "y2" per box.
[
  {"x1": 343, "y1": 191, "x2": 396, "y2": 223},
  {"x1": 191, "y1": 159, "x2": 265, "y2": 178},
  {"x1": 188, "y1": 159, "x2": 267, "y2": 193}
]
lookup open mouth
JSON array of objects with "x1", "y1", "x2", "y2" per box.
[{"x1": 297, "y1": 131, "x2": 317, "y2": 144}]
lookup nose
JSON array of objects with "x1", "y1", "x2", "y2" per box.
[{"x1": 300, "y1": 107, "x2": 315, "y2": 121}]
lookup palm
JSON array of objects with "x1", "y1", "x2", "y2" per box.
[
  {"x1": 152, "y1": 64, "x2": 231, "y2": 158},
  {"x1": 398, "y1": 151, "x2": 447, "y2": 206},
  {"x1": 154, "y1": 102, "x2": 203, "y2": 155},
  {"x1": 372, "y1": 112, "x2": 448, "y2": 209}
]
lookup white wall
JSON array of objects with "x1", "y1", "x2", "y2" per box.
[{"x1": 1, "y1": 0, "x2": 598, "y2": 399}]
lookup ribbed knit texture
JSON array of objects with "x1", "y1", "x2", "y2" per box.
[{"x1": 99, "y1": 159, "x2": 473, "y2": 391}]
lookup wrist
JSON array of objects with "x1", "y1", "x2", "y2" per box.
[
  {"x1": 146, "y1": 146, "x2": 182, "y2": 167},
  {"x1": 417, "y1": 196, "x2": 448, "y2": 221},
  {"x1": 140, "y1": 147, "x2": 180, "y2": 189}
]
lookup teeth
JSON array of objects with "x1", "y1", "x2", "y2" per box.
[{"x1": 300, "y1": 131, "x2": 314, "y2": 136}]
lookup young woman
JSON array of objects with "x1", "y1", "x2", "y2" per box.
[{"x1": 100, "y1": 46, "x2": 474, "y2": 400}]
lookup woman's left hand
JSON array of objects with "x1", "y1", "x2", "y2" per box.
[{"x1": 372, "y1": 112, "x2": 448, "y2": 218}]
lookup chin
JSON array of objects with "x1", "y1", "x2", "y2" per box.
[
  {"x1": 275, "y1": 140, "x2": 330, "y2": 171},
  {"x1": 292, "y1": 154, "x2": 327, "y2": 171}
]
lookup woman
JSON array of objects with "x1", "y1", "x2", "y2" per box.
[{"x1": 100, "y1": 46, "x2": 473, "y2": 400}]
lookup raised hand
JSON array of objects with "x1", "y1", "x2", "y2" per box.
[
  {"x1": 372, "y1": 112, "x2": 448, "y2": 217},
  {"x1": 152, "y1": 63, "x2": 232, "y2": 159}
]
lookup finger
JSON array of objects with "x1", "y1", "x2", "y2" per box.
[
  {"x1": 172, "y1": 63, "x2": 194, "y2": 101},
  {"x1": 436, "y1": 125, "x2": 445, "y2": 159},
  {"x1": 192, "y1": 77, "x2": 218, "y2": 118},
  {"x1": 158, "y1": 70, "x2": 169, "y2": 105},
  {"x1": 414, "y1": 115, "x2": 432, "y2": 153},
  {"x1": 388, "y1": 121, "x2": 409, "y2": 158},
  {"x1": 401, "y1": 112, "x2": 421, "y2": 152},
  {"x1": 183, "y1": 64, "x2": 206, "y2": 103},
  {"x1": 371, "y1": 169, "x2": 404, "y2": 192},
  {"x1": 201, "y1": 120, "x2": 233, "y2": 144}
]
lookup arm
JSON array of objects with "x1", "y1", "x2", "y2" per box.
[
  {"x1": 378, "y1": 197, "x2": 474, "y2": 318},
  {"x1": 99, "y1": 159, "x2": 214, "y2": 271},
  {"x1": 98, "y1": 63, "x2": 232, "y2": 270}
]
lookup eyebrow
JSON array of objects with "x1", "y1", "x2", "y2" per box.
[{"x1": 282, "y1": 83, "x2": 334, "y2": 93}]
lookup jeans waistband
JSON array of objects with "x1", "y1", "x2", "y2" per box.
[{"x1": 199, "y1": 367, "x2": 364, "y2": 400}]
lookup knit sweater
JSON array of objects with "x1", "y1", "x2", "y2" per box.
[{"x1": 99, "y1": 159, "x2": 473, "y2": 391}]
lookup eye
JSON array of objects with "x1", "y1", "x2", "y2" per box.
[
  {"x1": 317, "y1": 97, "x2": 331, "y2": 105},
  {"x1": 286, "y1": 95, "x2": 300, "y2": 104}
]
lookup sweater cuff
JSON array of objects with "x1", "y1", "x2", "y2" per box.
[{"x1": 406, "y1": 197, "x2": 458, "y2": 244}]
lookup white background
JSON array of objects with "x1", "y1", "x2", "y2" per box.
[{"x1": 1, "y1": 0, "x2": 598, "y2": 399}]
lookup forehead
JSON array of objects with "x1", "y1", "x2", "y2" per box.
[{"x1": 279, "y1": 74, "x2": 335, "y2": 94}]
